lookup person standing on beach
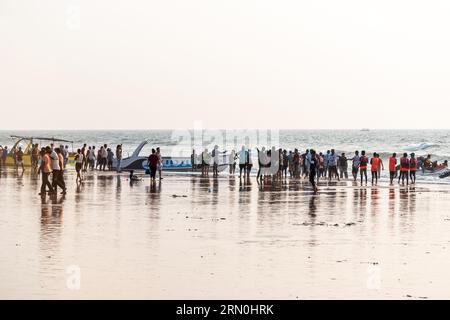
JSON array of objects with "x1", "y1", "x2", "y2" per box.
[
  {"x1": 246, "y1": 149, "x2": 253, "y2": 180},
  {"x1": 399, "y1": 153, "x2": 410, "y2": 185},
  {"x1": 377, "y1": 154, "x2": 384, "y2": 179},
  {"x1": 309, "y1": 149, "x2": 319, "y2": 193},
  {"x1": 96, "y1": 146, "x2": 102, "y2": 170},
  {"x1": 191, "y1": 149, "x2": 197, "y2": 172},
  {"x1": 11, "y1": 147, "x2": 17, "y2": 169},
  {"x1": 81, "y1": 144, "x2": 87, "y2": 172},
  {"x1": 277, "y1": 148, "x2": 283, "y2": 181},
  {"x1": 300, "y1": 150, "x2": 307, "y2": 178},
  {"x1": 64, "y1": 145, "x2": 69, "y2": 168},
  {"x1": 238, "y1": 146, "x2": 247, "y2": 179},
  {"x1": 201, "y1": 148, "x2": 210, "y2": 176},
  {"x1": 256, "y1": 147, "x2": 265, "y2": 182},
  {"x1": 52, "y1": 148, "x2": 67, "y2": 194},
  {"x1": 101, "y1": 145, "x2": 108, "y2": 171},
  {"x1": 288, "y1": 150, "x2": 293, "y2": 178},
  {"x1": 75, "y1": 149, "x2": 84, "y2": 184},
  {"x1": 212, "y1": 145, "x2": 220, "y2": 177},
  {"x1": 50, "y1": 147, "x2": 62, "y2": 192},
  {"x1": 410, "y1": 153, "x2": 417, "y2": 184},
  {"x1": 304, "y1": 149, "x2": 311, "y2": 179},
  {"x1": 389, "y1": 153, "x2": 397, "y2": 185},
  {"x1": 292, "y1": 149, "x2": 299, "y2": 179},
  {"x1": 317, "y1": 152, "x2": 325, "y2": 179},
  {"x1": 370, "y1": 152, "x2": 382, "y2": 185},
  {"x1": 98, "y1": 146, "x2": 104, "y2": 171},
  {"x1": 282, "y1": 150, "x2": 289, "y2": 179},
  {"x1": 271, "y1": 147, "x2": 279, "y2": 180},
  {"x1": 339, "y1": 152, "x2": 348, "y2": 179},
  {"x1": 31, "y1": 144, "x2": 39, "y2": 173},
  {"x1": 107, "y1": 148, "x2": 114, "y2": 171},
  {"x1": 96, "y1": 147, "x2": 102, "y2": 170},
  {"x1": 323, "y1": 150, "x2": 330, "y2": 178},
  {"x1": 0, "y1": 146, "x2": 3, "y2": 171},
  {"x1": 148, "y1": 148, "x2": 159, "y2": 182},
  {"x1": 16, "y1": 147, "x2": 25, "y2": 172},
  {"x1": 88, "y1": 146, "x2": 96, "y2": 170},
  {"x1": 229, "y1": 149, "x2": 236, "y2": 175},
  {"x1": 116, "y1": 145, "x2": 123, "y2": 173},
  {"x1": 351, "y1": 151, "x2": 360, "y2": 181},
  {"x1": 57, "y1": 147, "x2": 66, "y2": 190},
  {"x1": 84, "y1": 147, "x2": 91, "y2": 172},
  {"x1": 156, "y1": 147, "x2": 163, "y2": 180},
  {"x1": 1, "y1": 146, "x2": 8, "y2": 168},
  {"x1": 328, "y1": 149, "x2": 339, "y2": 181},
  {"x1": 39, "y1": 147, "x2": 54, "y2": 196},
  {"x1": 359, "y1": 151, "x2": 368, "y2": 184},
  {"x1": 266, "y1": 149, "x2": 272, "y2": 181}
]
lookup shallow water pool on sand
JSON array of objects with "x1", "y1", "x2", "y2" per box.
[{"x1": 1, "y1": 169, "x2": 450, "y2": 299}]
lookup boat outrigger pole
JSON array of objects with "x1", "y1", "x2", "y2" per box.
[
  {"x1": 10, "y1": 135, "x2": 74, "y2": 151},
  {"x1": 5, "y1": 135, "x2": 76, "y2": 168}
]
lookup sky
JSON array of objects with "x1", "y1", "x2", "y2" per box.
[{"x1": 1, "y1": 0, "x2": 450, "y2": 130}]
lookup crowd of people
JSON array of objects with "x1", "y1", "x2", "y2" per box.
[
  {"x1": 0, "y1": 143, "x2": 71, "y2": 174},
  {"x1": 73, "y1": 144, "x2": 123, "y2": 183},
  {"x1": 190, "y1": 146, "x2": 449, "y2": 193},
  {"x1": 0, "y1": 143, "x2": 125, "y2": 197},
  {"x1": 1, "y1": 141, "x2": 449, "y2": 197},
  {"x1": 191, "y1": 145, "x2": 253, "y2": 179}
]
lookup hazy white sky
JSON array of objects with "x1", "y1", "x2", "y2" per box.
[{"x1": 1, "y1": 0, "x2": 450, "y2": 130}]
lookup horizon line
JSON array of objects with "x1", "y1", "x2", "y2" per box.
[{"x1": 1, "y1": 128, "x2": 449, "y2": 131}]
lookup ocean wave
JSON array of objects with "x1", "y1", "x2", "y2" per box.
[{"x1": 404, "y1": 142, "x2": 439, "y2": 151}]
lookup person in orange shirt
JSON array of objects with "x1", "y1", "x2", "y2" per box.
[
  {"x1": 409, "y1": 153, "x2": 417, "y2": 184},
  {"x1": 370, "y1": 153, "x2": 383, "y2": 185},
  {"x1": 399, "y1": 153, "x2": 410, "y2": 185},
  {"x1": 388, "y1": 153, "x2": 397, "y2": 185},
  {"x1": 39, "y1": 146, "x2": 54, "y2": 196}
]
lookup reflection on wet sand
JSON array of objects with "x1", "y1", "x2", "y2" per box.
[{"x1": 1, "y1": 169, "x2": 450, "y2": 299}]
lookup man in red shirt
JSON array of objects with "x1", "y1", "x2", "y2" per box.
[
  {"x1": 148, "y1": 148, "x2": 159, "y2": 182},
  {"x1": 388, "y1": 153, "x2": 397, "y2": 185},
  {"x1": 409, "y1": 153, "x2": 417, "y2": 184},
  {"x1": 359, "y1": 150, "x2": 369, "y2": 185},
  {"x1": 399, "y1": 153, "x2": 410, "y2": 185}
]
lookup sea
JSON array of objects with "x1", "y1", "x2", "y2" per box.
[{"x1": 1, "y1": 129, "x2": 449, "y2": 183}]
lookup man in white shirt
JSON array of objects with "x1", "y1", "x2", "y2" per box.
[
  {"x1": 51, "y1": 147, "x2": 66, "y2": 193},
  {"x1": 116, "y1": 144, "x2": 123, "y2": 173},
  {"x1": 64, "y1": 145, "x2": 69, "y2": 168},
  {"x1": 328, "y1": 149, "x2": 340, "y2": 181},
  {"x1": 201, "y1": 148, "x2": 210, "y2": 176},
  {"x1": 88, "y1": 146, "x2": 96, "y2": 170},
  {"x1": 238, "y1": 146, "x2": 247, "y2": 179},
  {"x1": 101, "y1": 145, "x2": 108, "y2": 171},
  {"x1": 229, "y1": 149, "x2": 236, "y2": 175}
]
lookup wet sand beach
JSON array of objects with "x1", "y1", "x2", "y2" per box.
[{"x1": 1, "y1": 169, "x2": 450, "y2": 299}]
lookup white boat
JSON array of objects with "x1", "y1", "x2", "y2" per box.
[{"x1": 113, "y1": 141, "x2": 229, "y2": 172}]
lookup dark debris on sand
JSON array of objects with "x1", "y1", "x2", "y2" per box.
[{"x1": 294, "y1": 221, "x2": 358, "y2": 227}]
